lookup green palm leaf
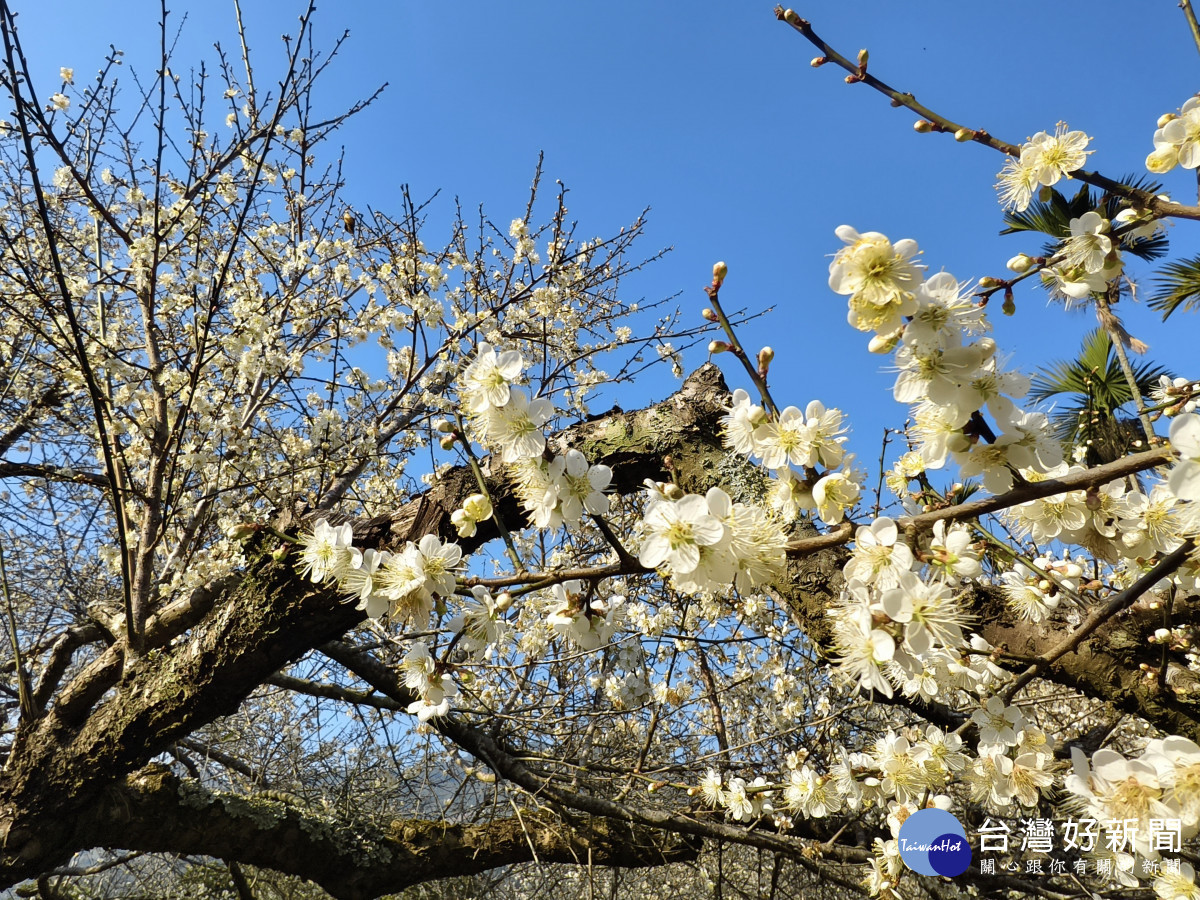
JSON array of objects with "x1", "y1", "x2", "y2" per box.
[{"x1": 1150, "y1": 254, "x2": 1200, "y2": 319}]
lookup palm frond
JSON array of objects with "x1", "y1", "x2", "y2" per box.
[
  {"x1": 1029, "y1": 328, "x2": 1171, "y2": 412},
  {"x1": 1000, "y1": 184, "x2": 1094, "y2": 239},
  {"x1": 1150, "y1": 254, "x2": 1200, "y2": 319}
]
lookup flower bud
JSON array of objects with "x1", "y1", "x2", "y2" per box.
[
  {"x1": 954, "y1": 127, "x2": 975, "y2": 142},
  {"x1": 226, "y1": 522, "x2": 259, "y2": 542},
  {"x1": 1006, "y1": 253, "x2": 1034, "y2": 274},
  {"x1": 270, "y1": 544, "x2": 289, "y2": 561},
  {"x1": 913, "y1": 120, "x2": 933, "y2": 133},
  {"x1": 978, "y1": 276, "x2": 1001, "y2": 288},
  {"x1": 664, "y1": 483, "x2": 684, "y2": 501},
  {"x1": 856, "y1": 48, "x2": 869, "y2": 68},
  {"x1": 439, "y1": 434, "x2": 457, "y2": 450},
  {"x1": 495, "y1": 591, "x2": 513, "y2": 612},
  {"x1": 463, "y1": 493, "x2": 493, "y2": 521},
  {"x1": 1157, "y1": 112, "x2": 1177, "y2": 128},
  {"x1": 1146, "y1": 147, "x2": 1179, "y2": 174},
  {"x1": 867, "y1": 332, "x2": 900, "y2": 354},
  {"x1": 712, "y1": 261, "x2": 728, "y2": 285},
  {"x1": 844, "y1": 74, "x2": 860, "y2": 84},
  {"x1": 435, "y1": 419, "x2": 454, "y2": 433},
  {"x1": 757, "y1": 346, "x2": 774, "y2": 372},
  {"x1": 708, "y1": 340, "x2": 730, "y2": 354},
  {"x1": 782, "y1": 8, "x2": 803, "y2": 25},
  {"x1": 1001, "y1": 289, "x2": 1016, "y2": 317},
  {"x1": 702, "y1": 307, "x2": 718, "y2": 322},
  {"x1": 451, "y1": 508, "x2": 477, "y2": 538},
  {"x1": 810, "y1": 56, "x2": 826, "y2": 67}
]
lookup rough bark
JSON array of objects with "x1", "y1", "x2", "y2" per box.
[{"x1": 77, "y1": 767, "x2": 697, "y2": 900}]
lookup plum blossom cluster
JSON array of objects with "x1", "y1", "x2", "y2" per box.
[
  {"x1": 830, "y1": 230, "x2": 1061, "y2": 495},
  {"x1": 637, "y1": 484, "x2": 788, "y2": 594},
  {"x1": 1147, "y1": 97, "x2": 1200, "y2": 174},
  {"x1": 1066, "y1": 737, "x2": 1200, "y2": 859},
  {"x1": 697, "y1": 726, "x2": 978, "y2": 826},
  {"x1": 296, "y1": 517, "x2": 464, "y2": 624},
  {"x1": 459, "y1": 340, "x2": 614, "y2": 528},
  {"x1": 544, "y1": 579, "x2": 625, "y2": 650},
  {"x1": 721, "y1": 389, "x2": 863, "y2": 526},
  {"x1": 995, "y1": 122, "x2": 1091, "y2": 211},
  {"x1": 826, "y1": 515, "x2": 987, "y2": 701},
  {"x1": 295, "y1": 518, "x2": 475, "y2": 719},
  {"x1": 1038, "y1": 210, "x2": 1124, "y2": 301}
]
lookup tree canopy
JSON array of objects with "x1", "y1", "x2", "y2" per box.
[{"x1": 3, "y1": 4, "x2": 1200, "y2": 900}]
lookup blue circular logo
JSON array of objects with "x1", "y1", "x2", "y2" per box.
[{"x1": 897, "y1": 808, "x2": 972, "y2": 877}]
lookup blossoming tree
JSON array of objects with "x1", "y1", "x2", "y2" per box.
[{"x1": 4, "y1": 3, "x2": 1200, "y2": 899}]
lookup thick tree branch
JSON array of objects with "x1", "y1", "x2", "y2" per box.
[{"x1": 78, "y1": 766, "x2": 698, "y2": 900}]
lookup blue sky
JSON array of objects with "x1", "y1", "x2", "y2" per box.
[{"x1": 15, "y1": 0, "x2": 1200, "y2": 482}]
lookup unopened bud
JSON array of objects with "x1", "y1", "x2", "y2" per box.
[
  {"x1": 226, "y1": 522, "x2": 259, "y2": 542},
  {"x1": 664, "y1": 483, "x2": 684, "y2": 500},
  {"x1": 435, "y1": 419, "x2": 454, "y2": 433},
  {"x1": 810, "y1": 56, "x2": 826, "y2": 67},
  {"x1": 856, "y1": 48, "x2": 869, "y2": 68},
  {"x1": 954, "y1": 127, "x2": 975, "y2": 142},
  {"x1": 463, "y1": 493, "x2": 492, "y2": 521},
  {"x1": 495, "y1": 591, "x2": 513, "y2": 612},
  {"x1": 474, "y1": 771, "x2": 497, "y2": 784},
  {"x1": 1006, "y1": 253, "x2": 1034, "y2": 274},
  {"x1": 712, "y1": 260, "x2": 728, "y2": 285},
  {"x1": 978, "y1": 276, "x2": 1001, "y2": 288},
  {"x1": 782, "y1": 8, "x2": 803, "y2": 26},
  {"x1": 708, "y1": 340, "x2": 730, "y2": 354},
  {"x1": 844, "y1": 74, "x2": 860, "y2": 84},
  {"x1": 1001, "y1": 289, "x2": 1016, "y2": 317},
  {"x1": 439, "y1": 434, "x2": 457, "y2": 450},
  {"x1": 867, "y1": 331, "x2": 900, "y2": 355},
  {"x1": 757, "y1": 346, "x2": 774, "y2": 367},
  {"x1": 1158, "y1": 112, "x2": 1177, "y2": 129},
  {"x1": 270, "y1": 544, "x2": 289, "y2": 561},
  {"x1": 702, "y1": 307, "x2": 718, "y2": 322},
  {"x1": 913, "y1": 120, "x2": 934, "y2": 133},
  {"x1": 1146, "y1": 147, "x2": 1179, "y2": 174},
  {"x1": 1038, "y1": 185, "x2": 1053, "y2": 203}
]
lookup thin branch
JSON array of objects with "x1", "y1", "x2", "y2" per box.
[
  {"x1": 1182, "y1": 0, "x2": 1200, "y2": 59},
  {"x1": 1003, "y1": 540, "x2": 1194, "y2": 701}
]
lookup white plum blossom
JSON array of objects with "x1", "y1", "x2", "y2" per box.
[
  {"x1": 813, "y1": 468, "x2": 862, "y2": 525},
  {"x1": 721, "y1": 388, "x2": 765, "y2": 457},
  {"x1": 639, "y1": 493, "x2": 726, "y2": 575},
  {"x1": 448, "y1": 585, "x2": 507, "y2": 654},
  {"x1": 1168, "y1": 413, "x2": 1200, "y2": 501},
  {"x1": 926, "y1": 520, "x2": 981, "y2": 584},
  {"x1": 1149, "y1": 97, "x2": 1200, "y2": 172},
  {"x1": 401, "y1": 642, "x2": 458, "y2": 722},
  {"x1": 483, "y1": 388, "x2": 554, "y2": 462},
  {"x1": 1061, "y1": 211, "x2": 1112, "y2": 274},
  {"x1": 461, "y1": 341, "x2": 524, "y2": 413},
  {"x1": 829, "y1": 226, "x2": 924, "y2": 339},
  {"x1": 376, "y1": 535, "x2": 462, "y2": 624},
  {"x1": 1022, "y1": 123, "x2": 1091, "y2": 186},
  {"x1": 296, "y1": 518, "x2": 354, "y2": 583},
  {"x1": 830, "y1": 601, "x2": 897, "y2": 698},
  {"x1": 557, "y1": 449, "x2": 612, "y2": 522},
  {"x1": 843, "y1": 517, "x2": 913, "y2": 589}
]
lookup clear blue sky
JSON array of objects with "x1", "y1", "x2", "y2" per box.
[{"x1": 14, "y1": 1, "x2": 1200, "y2": 479}]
